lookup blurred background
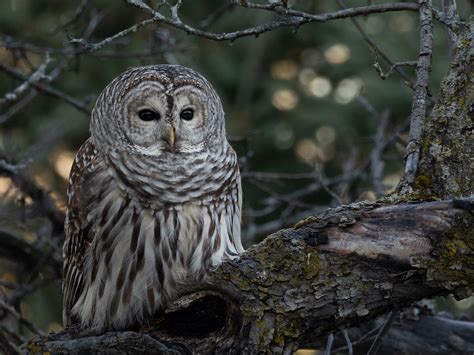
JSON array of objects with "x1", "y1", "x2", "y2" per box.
[{"x1": 0, "y1": 0, "x2": 472, "y2": 345}]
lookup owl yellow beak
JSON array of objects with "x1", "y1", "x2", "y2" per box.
[{"x1": 168, "y1": 126, "x2": 175, "y2": 149}]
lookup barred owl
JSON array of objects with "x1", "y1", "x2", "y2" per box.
[{"x1": 62, "y1": 65, "x2": 244, "y2": 332}]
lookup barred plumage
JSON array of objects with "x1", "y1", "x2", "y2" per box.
[{"x1": 62, "y1": 65, "x2": 244, "y2": 331}]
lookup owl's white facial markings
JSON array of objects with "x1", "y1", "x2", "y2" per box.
[
  {"x1": 122, "y1": 82, "x2": 209, "y2": 155},
  {"x1": 122, "y1": 81, "x2": 166, "y2": 150},
  {"x1": 91, "y1": 65, "x2": 227, "y2": 158},
  {"x1": 169, "y1": 85, "x2": 207, "y2": 151}
]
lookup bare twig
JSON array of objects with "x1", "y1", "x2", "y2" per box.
[
  {"x1": 70, "y1": 17, "x2": 156, "y2": 52},
  {"x1": 241, "y1": 171, "x2": 318, "y2": 181},
  {"x1": 0, "y1": 64, "x2": 91, "y2": 114},
  {"x1": 441, "y1": 0, "x2": 459, "y2": 59},
  {"x1": 199, "y1": 2, "x2": 235, "y2": 29},
  {"x1": 336, "y1": 0, "x2": 417, "y2": 89},
  {"x1": 373, "y1": 60, "x2": 418, "y2": 80},
  {"x1": 1, "y1": 324, "x2": 25, "y2": 345},
  {"x1": 72, "y1": 1, "x2": 419, "y2": 50},
  {"x1": 366, "y1": 311, "x2": 399, "y2": 355},
  {"x1": 399, "y1": 0, "x2": 433, "y2": 193},
  {"x1": 355, "y1": 96, "x2": 378, "y2": 116},
  {"x1": 324, "y1": 333, "x2": 334, "y2": 355},
  {"x1": 0, "y1": 35, "x2": 188, "y2": 59},
  {"x1": 0, "y1": 300, "x2": 43, "y2": 336},
  {"x1": 0, "y1": 91, "x2": 37, "y2": 124},
  {"x1": 50, "y1": 0, "x2": 89, "y2": 34},
  {"x1": 314, "y1": 163, "x2": 344, "y2": 205},
  {"x1": 246, "y1": 178, "x2": 315, "y2": 209},
  {"x1": 371, "y1": 110, "x2": 390, "y2": 197},
  {"x1": 342, "y1": 329, "x2": 353, "y2": 355},
  {"x1": 0, "y1": 330, "x2": 21, "y2": 355},
  {"x1": 0, "y1": 155, "x2": 65, "y2": 231},
  {"x1": 0, "y1": 56, "x2": 51, "y2": 105},
  {"x1": 329, "y1": 322, "x2": 385, "y2": 353},
  {"x1": 234, "y1": 1, "x2": 418, "y2": 21}
]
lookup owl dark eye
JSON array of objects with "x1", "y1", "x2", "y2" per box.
[
  {"x1": 180, "y1": 108, "x2": 194, "y2": 121},
  {"x1": 138, "y1": 109, "x2": 160, "y2": 121}
]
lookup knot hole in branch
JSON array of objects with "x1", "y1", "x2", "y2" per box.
[{"x1": 155, "y1": 291, "x2": 242, "y2": 340}]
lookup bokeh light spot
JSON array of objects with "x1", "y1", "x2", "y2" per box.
[
  {"x1": 298, "y1": 68, "x2": 316, "y2": 86},
  {"x1": 324, "y1": 44, "x2": 351, "y2": 64},
  {"x1": 315, "y1": 125, "x2": 336, "y2": 146},
  {"x1": 334, "y1": 78, "x2": 363, "y2": 104},
  {"x1": 295, "y1": 139, "x2": 326, "y2": 165},
  {"x1": 270, "y1": 59, "x2": 298, "y2": 80},
  {"x1": 308, "y1": 76, "x2": 332, "y2": 98},
  {"x1": 54, "y1": 151, "x2": 75, "y2": 181},
  {"x1": 0, "y1": 177, "x2": 12, "y2": 195},
  {"x1": 272, "y1": 89, "x2": 298, "y2": 111}
]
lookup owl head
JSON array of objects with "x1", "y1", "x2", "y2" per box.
[{"x1": 90, "y1": 65, "x2": 226, "y2": 155}]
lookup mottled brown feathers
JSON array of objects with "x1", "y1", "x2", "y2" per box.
[{"x1": 62, "y1": 65, "x2": 243, "y2": 331}]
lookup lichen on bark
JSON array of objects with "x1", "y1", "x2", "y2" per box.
[{"x1": 414, "y1": 22, "x2": 473, "y2": 198}]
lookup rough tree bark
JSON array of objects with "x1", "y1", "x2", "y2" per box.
[
  {"x1": 22, "y1": 4, "x2": 473, "y2": 355},
  {"x1": 398, "y1": 9, "x2": 472, "y2": 197},
  {"x1": 23, "y1": 198, "x2": 473, "y2": 353}
]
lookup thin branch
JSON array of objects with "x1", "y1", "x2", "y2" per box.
[
  {"x1": 441, "y1": 0, "x2": 459, "y2": 59},
  {"x1": 342, "y1": 330, "x2": 353, "y2": 355},
  {"x1": 314, "y1": 163, "x2": 344, "y2": 205},
  {"x1": 0, "y1": 155, "x2": 65, "y2": 232},
  {"x1": 0, "y1": 300, "x2": 43, "y2": 336},
  {"x1": 373, "y1": 60, "x2": 418, "y2": 80},
  {"x1": 234, "y1": 1, "x2": 419, "y2": 21},
  {"x1": 0, "y1": 55, "x2": 51, "y2": 105},
  {"x1": 0, "y1": 324, "x2": 25, "y2": 345},
  {"x1": 241, "y1": 171, "x2": 319, "y2": 181},
  {"x1": 336, "y1": 0, "x2": 417, "y2": 89},
  {"x1": 72, "y1": 1, "x2": 419, "y2": 50},
  {"x1": 371, "y1": 110, "x2": 390, "y2": 197},
  {"x1": 0, "y1": 35, "x2": 189, "y2": 59},
  {"x1": 0, "y1": 330, "x2": 21, "y2": 355},
  {"x1": 49, "y1": 0, "x2": 89, "y2": 34},
  {"x1": 366, "y1": 311, "x2": 399, "y2": 355},
  {"x1": 324, "y1": 333, "x2": 334, "y2": 355},
  {"x1": 0, "y1": 64, "x2": 91, "y2": 114},
  {"x1": 70, "y1": 18, "x2": 156, "y2": 52},
  {"x1": 199, "y1": 2, "x2": 235, "y2": 29},
  {"x1": 400, "y1": 0, "x2": 433, "y2": 192},
  {"x1": 330, "y1": 323, "x2": 386, "y2": 353},
  {"x1": 0, "y1": 90, "x2": 37, "y2": 124}
]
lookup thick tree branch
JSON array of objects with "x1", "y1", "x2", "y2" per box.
[{"x1": 24, "y1": 197, "x2": 473, "y2": 353}]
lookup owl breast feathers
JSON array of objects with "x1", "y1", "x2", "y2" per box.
[{"x1": 62, "y1": 65, "x2": 244, "y2": 331}]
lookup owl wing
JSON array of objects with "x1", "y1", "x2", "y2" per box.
[{"x1": 62, "y1": 138, "x2": 103, "y2": 327}]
